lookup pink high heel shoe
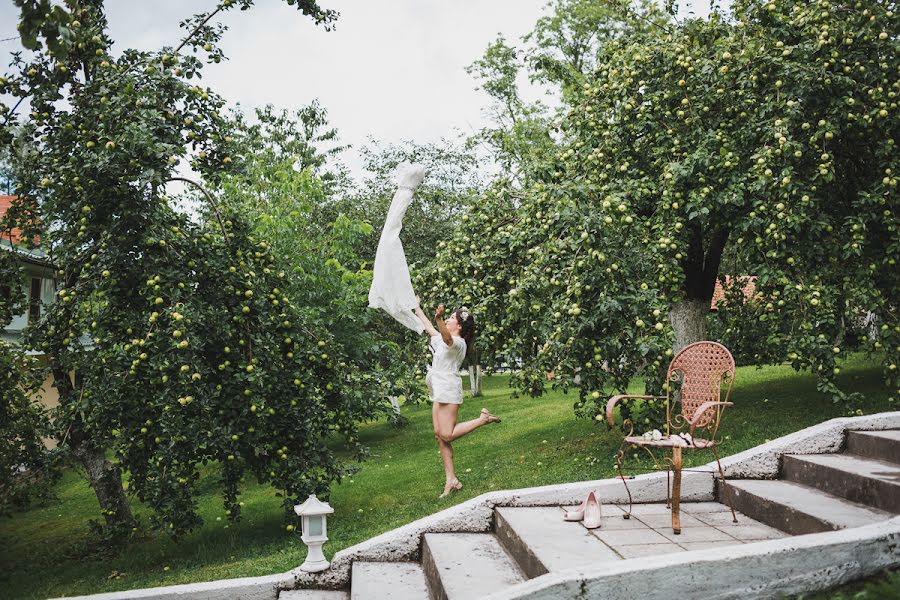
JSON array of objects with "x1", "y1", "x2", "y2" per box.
[
  {"x1": 582, "y1": 491, "x2": 602, "y2": 529},
  {"x1": 563, "y1": 489, "x2": 602, "y2": 523}
]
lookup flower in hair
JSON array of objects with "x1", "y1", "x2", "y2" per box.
[{"x1": 457, "y1": 306, "x2": 471, "y2": 321}]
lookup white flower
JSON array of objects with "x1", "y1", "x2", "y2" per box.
[{"x1": 651, "y1": 429, "x2": 663, "y2": 441}]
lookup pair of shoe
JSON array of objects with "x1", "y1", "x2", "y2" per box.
[
  {"x1": 563, "y1": 490, "x2": 602, "y2": 529},
  {"x1": 481, "y1": 408, "x2": 501, "y2": 424},
  {"x1": 439, "y1": 478, "x2": 463, "y2": 498}
]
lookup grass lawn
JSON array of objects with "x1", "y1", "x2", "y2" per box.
[
  {"x1": 0, "y1": 355, "x2": 894, "y2": 599},
  {"x1": 796, "y1": 569, "x2": 900, "y2": 599}
]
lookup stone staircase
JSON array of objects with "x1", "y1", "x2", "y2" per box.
[
  {"x1": 727, "y1": 429, "x2": 899, "y2": 534},
  {"x1": 282, "y1": 429, "x2": 900, "y2": 600}
]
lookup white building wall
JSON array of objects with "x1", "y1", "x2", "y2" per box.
[
  {"x1": 6, "y1": 280, "x2": 29, "y2": 332},
  {"x1": 3, "y1": 263, "x2": 56, "y2": 336}
]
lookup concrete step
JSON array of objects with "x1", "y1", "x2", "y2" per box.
[
  {"x1": 280, "y1": 590, "x2": 348, "y2": 600},
  {"x1": 726, "y1": 479, "x2": 892, "y2": 535},
  {"x1": 422, "y1": 533, "x2": 526, "y2": 600},
  {"x1": 494, "y1": 506, "x2": 620, "y2": 577},
  {"x1": 782, "y1": 453, "x2": 900, "y2": 513},
  {"x1": 846, "y1": 430, "x2": 900, "y2": 465},
  {"x1": 350, "y1": 562, "x2": 430, "y2": 600}
]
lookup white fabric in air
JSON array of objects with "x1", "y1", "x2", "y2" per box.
[{"x1": 368, "y1": 162, "x2": 427, "y2": 333}]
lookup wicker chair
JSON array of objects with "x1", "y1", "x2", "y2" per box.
[{"x1": 605, "y1": 341, "x2": 738, "y2": 534}]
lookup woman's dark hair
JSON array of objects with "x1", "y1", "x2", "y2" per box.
[{"x1": 455, "y1": 307, "x2": 476, "y2": 361}]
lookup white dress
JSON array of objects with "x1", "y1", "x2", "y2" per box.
[
  {"x1": 368, "y1": 163, "x2": 427, "y2": 333},
  {"x1": 426, "y1": 335, "x2": 467, "y2": 404}
]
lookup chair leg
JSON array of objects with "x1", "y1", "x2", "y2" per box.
[
  {"x1": 666, "y1": 465, "x2": 671, "y2": 509},
  {"x1": 671, "y1": 447, "x2": 682, "y2": 534},
  {"x1": 615, "y1": 447, "x2": 634, "y2": 519},
  {"x1": 712, "y1": 446, "x2": 738, "y2": 524}
]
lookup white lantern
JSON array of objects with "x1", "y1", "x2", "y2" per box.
[{"x1": 294, "y1": 494, "x2": 335, "y2": 572}]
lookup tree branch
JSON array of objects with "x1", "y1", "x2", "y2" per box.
[
  {"x1": 2, "y1": 96, "x2": 27, "y2": 128},
  {"x1": 166, "y1": 176, "x2": 229, "y2": 242},
  {"x1": 174, "y1": 6, "x2": 224, "y2": 55}
]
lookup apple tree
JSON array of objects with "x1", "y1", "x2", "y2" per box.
[
  {"x1": 464, "y1": 0, "x2": 666, "y2": 186},
  {"x1": 214, "y1": 106, "x2": 430, "y2": 413},
  {"x1": 0, "y1": 0, "x2": 384, "y2": 541},
  {"x1": 225, "y1": 102, "x2": 349, "y2": 192},
  {"x1": 428, "y1": 0, "x2": 898, "y2": 417}
]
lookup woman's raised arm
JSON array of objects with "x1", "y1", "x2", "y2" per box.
[
  {"x1": 434, "y1": 305, "x2": 454, "y2": 347},
  {"x1": 413, "y1": 295, "x2": 440, "y2": 337}
]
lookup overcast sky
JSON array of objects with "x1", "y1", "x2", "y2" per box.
[{"x1": 1, "y1": 0, "x2": 729, "y2": 179}]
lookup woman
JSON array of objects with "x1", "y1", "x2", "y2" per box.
[{"x1": 413, "y1": 297, "x2": 500, "y2": 498}]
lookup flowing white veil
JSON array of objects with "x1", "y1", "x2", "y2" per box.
[{"x1": 368, "y1": 162, "x2": 427, "y2": 333}]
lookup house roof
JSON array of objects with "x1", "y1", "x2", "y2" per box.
[
  {"x1": 0, "y1": 196, "x2": 54, "y2": 269},
  {"x1": 710, "y1": 276, "x2": 757, "y2": 311},
  {"x1": 0, "y1": 196, "x2": 29, "y2": 246},
  {"x1": 0, "y1": 238, "x2": 55, "y2": 269}
]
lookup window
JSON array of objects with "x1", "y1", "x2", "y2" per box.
[{"x1": 28, "y1": 277, "x2": 41, "y2": 324}]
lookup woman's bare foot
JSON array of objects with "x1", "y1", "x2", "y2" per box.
[
  {"x1": 480, "y1": 408, "x2": 501, "y2": 424},
  {"x1": 439, "y1": 478, "x2": 463, "y2": 498}
]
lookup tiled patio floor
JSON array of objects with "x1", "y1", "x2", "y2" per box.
[{"x1": 561, "y1": 502, "x2": 787, "y2": 559}]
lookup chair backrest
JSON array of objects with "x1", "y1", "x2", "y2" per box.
[{"x1": 666, "y1": 341, "x2": 735, "y2": 429}]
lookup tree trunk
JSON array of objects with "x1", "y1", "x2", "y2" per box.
[
  {"x1": 467, "y1": 347, "x2": 483, "y2": 397},
  {"x1": 72, "y1": 442, "x2": 134, "y2": 532},
  {"x1": 389, "y1": 395, "x2": 401, "y2": 416},
  {"x1": 670, "y1": 224, "x2": 728, "y2": 356},
  {"x1": 669, "y1": 299, "x2": 709, "y2": 355},
  {"x1": 52, "y1": 365, "x2": 134, "y2": 534},
  {"x1": 468, "y1": 364, "x2": 483, "y2": 397}
]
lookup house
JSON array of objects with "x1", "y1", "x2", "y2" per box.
[
  {"x1": 710, "y1": 275, "x2": 757, "y2": 311},
  {"x1": 1, "y1": 195, "x2": 57, "y2": 342},
  {"x1": 0, "y1": 250, "x2": 57, "y2": 345},
  {"x1": 1, "y1": 196, "x2": 64, "y2": 447}
]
